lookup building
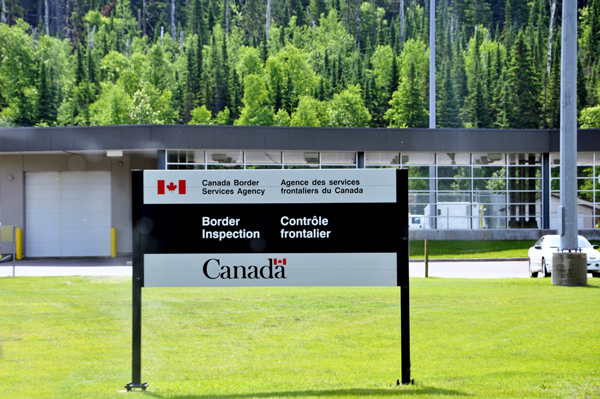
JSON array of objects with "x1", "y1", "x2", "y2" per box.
[{"x1": 0, "y1": 125, "x2": 599, "y2": 257}]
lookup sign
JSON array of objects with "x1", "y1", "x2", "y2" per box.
[
  {"x1": 136, "y1": 169, "x2": 406, "y2": 288},
  {"x1": 127, "y1": 168, "x2": 410, "y2": 390}
]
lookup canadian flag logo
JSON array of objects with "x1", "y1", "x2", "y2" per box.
[
  {"x1": 158, "y1": 180, "x2": 186, "y2": 195},
  {"x1": 273, "y1": 258, "x2": 286, "y2": 266}
]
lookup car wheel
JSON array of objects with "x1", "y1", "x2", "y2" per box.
[
  {"x1": 542, "y1": 258, "x2": 551, "y2": 277},
  {"x1": 529, "y1": 260, "x2": 539, "y2": 278}
]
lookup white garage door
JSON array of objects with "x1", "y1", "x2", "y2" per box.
[{"x1": 26, "y1": 171, "x2": 111, "y2": 257}]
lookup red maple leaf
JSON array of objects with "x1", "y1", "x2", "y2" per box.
[{"x1": 166, "y1": 182, "x2": 177, "y2": 192}]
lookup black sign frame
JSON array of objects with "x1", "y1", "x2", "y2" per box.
[{"x1": 126, "y1": 169, "x2": 410, "y2": 390}]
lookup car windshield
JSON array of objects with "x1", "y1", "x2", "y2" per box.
[
  {"x1": 543, "y1": 236, "x2": 561, "y2": 247},
  {"x1": 578, "y1": 237, "x2": 593, "y2": 248},
  {"x1": 543, "y1": 236, "x2": 593, "y2": 248}
]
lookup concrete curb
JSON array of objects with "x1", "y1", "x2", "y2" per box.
[{"x1": 410, "y1": 257, "x2": 529, "y2": 263}]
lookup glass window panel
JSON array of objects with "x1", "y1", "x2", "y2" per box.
[
  {"x1": 437, "y1": 192, "x2": 472, "y2": 202},
  {"x1": 167, "y1": 164, "x2": 202, "y2": 170},
  {"x1": 284, "y1": 152, "x2": 319, "y2": 164},
  {"x1": 321, "y1": 165, "x2": 356, "y2": 169},
  {"x1": 507, "y1": 153, "x2": 541, "y2": 165},
  {"x1": 438, "y1": 179, "x2": 470, "y2": 191},
  {"x1": 436, "y1": 153, "x2": 471, "y2": 165},
  {"x1": 207, "y1": 164, "x2": 244, "y2": 169},
  {"x1": 472, "y1": 153, "x2": 505, "y2": 165},
  {"x1": 407, "y1": 166, "x2": 431, "y2": 178},
  {"x1": 246, "y1": 165, "x2": 282, "y2": 170},
  {"x1": 473, "y1": 179, "x2": 506, "y2": 190},
  {"x1": 365, "y1": 152, "x2": 400, "y2": 165},
  {"x1": 577, "y1": 166, "x2": 595, "y2": 178},
  {"x1": 402, "y1": 153, "x2": 434, "y2": 165},
  {"x1": 408, "y1": 193, "x2": 433, "y2": 204},
  {"x1": 321, "y1": 152, "x2": 356, "y2": 164},
  {"x1": 366, "y1": 165, "x2": 399, "y2": 169},
  {"x1": 577, "y1": 177, "x2": 595, "y2": 191},
  {"x1": 167, "y1": 151, "x2": 178, "y2": 163},
  {"x1": 245, "y1": 151, "x2": 282, "y2": 164},
  {"x1": 284, "y1": 165, "x2": 319, "y2": 169},
  {"x1": 207, "y1": 151, "x2": 243, "y2": 164},
  {"x1": 551, "y1": 152, "x2": 560, "y2": 165},
  {"x1": 577, "y1": 152, "x2": 594, "y2": 165},
  {"x1": 473, "y1": 166, "x2": 505, "y2": 178},
  {"x1": 409, "y1": 179, "x2": 430, "y2": 190},
  {"x1": 486, "y1": 217, "x2": 507, "y2": 229},
  {"x1": 438, "y1": 166, "x2": 471, "y2": 178},
  {"x1": 507, "y1": 166, "x2": 541, "y2": 177},
  {"x1": 577, "y1": 191, "x2": 596, "y2": 203}
]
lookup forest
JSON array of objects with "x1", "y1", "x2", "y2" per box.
[{"x1": 0, "y1": 0, "x2": 599, "y2": 129}]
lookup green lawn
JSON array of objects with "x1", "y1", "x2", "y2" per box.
[
  {"x1": 1, "y1": 277, "x2": 599, "y2": 398},
  {"x1": 409, "y1": 240, "x2": 535, "y2": 259}
]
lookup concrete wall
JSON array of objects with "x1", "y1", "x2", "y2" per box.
[
  {"x1": 0, "y1": 155, "x2": 24, "y2": 231},
  {"x1": 0, "y1": 152, "x2": 157, "y2": 257}
]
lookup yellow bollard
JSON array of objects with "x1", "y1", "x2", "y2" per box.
[
  {"x1": 111, "y1": 228, "x2": 117, "y2": 258},
  {"x1": 16, "y1": 228, "x2": 22, "y2": 260}
]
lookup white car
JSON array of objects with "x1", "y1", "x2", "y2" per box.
[{"x1": 528, "y1": 235, "x2": 600, "y2": 278}]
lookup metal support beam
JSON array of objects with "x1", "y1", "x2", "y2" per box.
[
  {"x1": 559, "y1": 0, "x2": 578, "y2": 249},
  {"x1": 542, "y1": 153, "x2": 550, "y2": 229},
  {"x1": 429, "y1": 0, "x2": 436, "y2": 129}
]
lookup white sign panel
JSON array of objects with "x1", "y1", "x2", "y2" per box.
[
  {"x1": 144, "y1": 253, "x2": 397, "y2": 287},
  {"x1": 143, "y1": 169, "x2": 396, "y2": 204}
]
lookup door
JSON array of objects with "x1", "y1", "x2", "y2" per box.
[{"x1": 25, "y1": 171, "x2": 111, "y2": 257}]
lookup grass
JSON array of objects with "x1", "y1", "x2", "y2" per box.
[
  {"x1": 408, "y1": 240, "x2": 535, "y2": 259},
  {"x1": 1, "y1": 276, "x2": 599, "y2": 398}
]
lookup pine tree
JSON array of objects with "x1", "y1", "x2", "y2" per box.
[
  {"x1": 577, "y1": 55, "x2": 588, "y2": 114},
  {"x1": 195, "y1": 32, "x2": 204, "y2": 106},
  {"x1": 438, "y1": 61, "x2": 461, "y2": 128},
  {"x1": 189, "y1": 0, "x2": 205, "y2": 45},
  {"x1": 36, "y1": 62, "x2": 54, "y2": 125},
  {"x1": 212, "y1": 35, "x2": 225, "y2": 115},
  {"x1": 502, "y1": 0, "x2": 514, "y2": 52},
  {"x1": 222, "y1": 31, "x2": 230, "y2": 110},
  {"x1": 230, "y1": 69, "x2": 242, "y2": 120},
  {"x1": 508, "y1": 31, "x2": 541, "y2": 128},
  {"x1": 75, "y1": 45, "x2": 86, "y2": 85},
  {"x1": 309, "y1": 0, "x2": 327, "y2": 25},
  {"x1": 545, "y1": 36, "x2": 561, "y2": 128},
  {"x1": 260, "y1": 30, "x2": 268, "y2": 63},
  {"x1": 390, "y1": 51, "x2": 399, "y2": 97},
  {"x1": 289, "y1": 0, "x2": 308, "y2": 27}
]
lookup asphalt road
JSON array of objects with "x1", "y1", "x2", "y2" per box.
[{"x1": 0, "y1": 257, "x2": 538, "y2": 279}]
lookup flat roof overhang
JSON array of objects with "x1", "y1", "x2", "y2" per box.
[{"x1": 0, "y1": 125, "x2": 596, "y2": 154}]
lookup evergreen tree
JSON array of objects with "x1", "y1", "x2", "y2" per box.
[
  {"x1": 438, "y1": 61, "x2": 461, "y2": 128},
  {"x1": 390, "y1": 51, "x2": 399, "y2": 97},
  {"x1": 385, "y1": 59, "x2": 428, "y2": 128},
  {"x1": 577, "y1": 55, "x2": 588, "y2": 114},
  {"x1": 289, "y1": 0, "x2": 308, "y2": 27},
  {"x1": 508, "y1": 31, "x2": 541, "y2": 128},
  {"x1": 195, "y1": 32, "x2": 204, "y2": 106},
  {"x1": 36, "y1": 62, "x2": 55, "y2": 125},
  {"x1": 309, "y1": 0, "x2": 327, "y2": 25},
  {"x1": 75, "y1": 45, "x2": 86, "y2": 85},
  {"x1": 260, "y1": 30, "x2": 268, "y2": 63},
  {"x1": 212, "y1": 35, "x2": 225, "y2": 115},
  {"x1": 545, "y1": 36, "x2": 561, "y2": 128}
]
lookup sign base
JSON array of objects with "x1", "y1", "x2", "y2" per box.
[{"x1": 125, "y1": 382, "x2": 149, "y2": 391}]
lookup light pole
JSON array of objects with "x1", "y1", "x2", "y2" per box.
[{"x1": 555, "y1": 0, "x2": 587, "y2": 286}]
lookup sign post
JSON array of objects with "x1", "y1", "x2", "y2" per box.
[{"x1": 127, "y1": 168, "x2": 410, "y2": 390}]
